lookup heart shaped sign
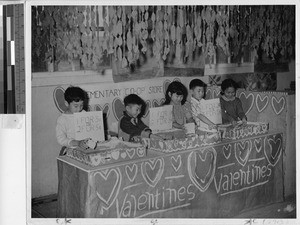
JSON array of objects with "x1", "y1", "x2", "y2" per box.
[
  {"x1": 187, "y1": 147, "x2": 217, "y2": 192},
  {"x1": 234, "y1": 140, "x2": 252, "y2": 167},
  {"x1": 94, "y1": 168, "x2": 122, "y2": 213},
  {"x1": 264, "y1": 135, "x2": 282, "y2": 166},
  {"x1": 53, "y1": 86, "x2": 68, "y2": 113},
  {"x1": 271, "y1": 96, "x2": 285, "y2": 115},
  {"x1": 256, "y1": 94, "x2": 269, "y2": 113},
  {"x1": 112, "y1": 98, "x2": 125, "y2": 121},
  {"x1": 239, "y1": 92, "x2": 254, "y2": 115},
  {"x1": 141, "y1": 158, "x2": 164, "y2": 187}
]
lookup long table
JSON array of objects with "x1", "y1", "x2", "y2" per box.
[{"x1": 57, "y1": 131, "x2": 284, "y2": 218}]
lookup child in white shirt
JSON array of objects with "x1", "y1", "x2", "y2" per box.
[
  {"x1": 188, "y1": 79, "x2": 217, "y2": 129},
  {"x1": 56, "y1": 86, "x2": 89, "y2": 154}
]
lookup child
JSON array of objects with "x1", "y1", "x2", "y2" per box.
[
  {"x1": 119, "y1": 94, "x2": 154, "y2": 142},
  {"x1": 163, "y1": 81, "x2": 194, "y2": 129},
  {"x1": 188, "y1": 79, "x2": 217, "y2": 129},
  {"x1": 220, "y1": 78, "x2": 247, "y2": 125},
  {"x1": 56, "y1": 86, "x2": 90, "y2": 153}
]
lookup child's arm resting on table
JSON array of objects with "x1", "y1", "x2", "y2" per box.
[{"x1": 197, "y1": 113, "x2": 217, "y2": 129}]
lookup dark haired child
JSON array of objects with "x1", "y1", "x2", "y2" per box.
[
  {"x1": 163, "y1": 81, "x2": 194, "y2": 129},
  {"x1": 119, "y1": 94, "x2": 160, "y2": 142},
  {"x1": 56, "y1": 86, "x2": 90, "y2": 152},
  {"x1": 188, "y1": 79, "x2": 217, "y2": 129},
  {"x1": 220, "y1": 78, "x2": 247, "y2": 125}
]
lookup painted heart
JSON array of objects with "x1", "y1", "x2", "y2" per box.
[
  {"x1": 125, "y1": 164, "x2": 138, "y2": 182},
  {"x1": 187, "y1": 147, "x2": 217, "y2": 192},
  {"x1": 111, "y1": 150, "x2": 120, "y2": 160},
  {"x1": 264, "y1": 135, "x2": 282, "y2": 166},
  {"x1": 163, "y1": 79, "x2": 171, "y2": 94},
  {"x1": 271, "y1": 96, "x2": 285, "y2": 115},
  {"x1": 90, "y1": 155, "x2": 102, "y2": 166},
  {"x1": 152, "y1": 99, "x2": 165, "y2": 108},
  {"x1": 94, "y1": 104, "x2": 110, "y2": 119},
  {"x1": 206, "y1": 88, "x2": 213, "y2": 99},
  {"x1": 142, "y1": 100, "x2": 151, "y2": 118},
  {"x1": 141, "y1": 158, "x2": 164, "y2": 187},
  {"x1": 121, "y1": 152, "x2": 127, "y2": 159},
  {"x1": 171, "y1": 155, "x2": 182, "y2": 172},
  {"x1": 112, "y1": 98, "x2": 125, "y2": 121},
  {"x1": 254, "y1": 138, "x2": 263, "y2": 153},
  {"x1": 53, "y1": 86, "x2": 68, "y2": 113},
  {"x1": 234, "y1": 140, "x2": 252, "y2": 167},
  {"x1": 126, "y1": 148, "x2": 136, "y2": 159},
  {"x1": 213, "y1": 88, "x2": 221, "y2": 98},
  {"x1": 256, "y1": 94, "x2": 269, "y2": 113},
  {"x1": 94, "y1": 168, "x2": 122, "y2": 213},
  {"x1": 158, "y1": 141, "x2": 164, "y2": 149},
  {"x1": 239, "y1": 92, "x2": 254, "y2": 115},
  {"x1": 222, "y1": 144, "x2": 231, "y2": 159},
  {"x1": 137, "y1": 147, "x2": 145, "y2": 157}
]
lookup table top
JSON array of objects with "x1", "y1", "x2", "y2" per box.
[{"x1": 57, "y1": 130, "x2": 282, "y2": 173}]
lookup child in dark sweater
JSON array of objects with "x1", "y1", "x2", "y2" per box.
[
  {"x1": 119, "y1": 94, "x2": 154, "y2": 142},
  {"x1": 220, "y1": 79, "x2": 247, "y2": 125}
]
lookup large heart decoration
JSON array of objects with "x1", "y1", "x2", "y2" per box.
[
  {"x1": 171, "y1": 155, "x2": 182, "y2": 172},
  {"x1": 112, "y1": 98, "x2": 125, "y2": 121},
  {"x1": 187, "y1": 147, "x2": 217, "y2": 192},
  {"x1": 222, "y1": 144, "x2": 231, "y2": 160},
  {"x1": 234, "y1": 140, "x2": 252, "y2": 167},
  {"x1": 152, "y1": 99, "x2": 165, "y2": 108},
  {"x1": 94, "y1": 103, "x2": 110, "y2": 118},
  {"x1": 271, "y1": 96, "x2": 286, "y2": 115},
  {"x1": 141, "y1": 158, "x2": 164, "y2": 188},
  {"x1": 94, "y1": 168, "x2": 122, "y2": 212},
  {"x1": 206, "y1": 88, "x2": 213, "y2": 99},
  {"x1": 53, "y1": 86, "x2": 68, "y2": 113},
  {"x1": 254, "y1": 138, "x2": 263, "y2": 153},
  {"x1": 125, "y1": 164, "x2": 138, "y2": 182},
  {"x1": 239, "y1": 92, "x2": 254, "y2": 115},
  {"x1": 213, "y1": 88, "x2": 221, "y2": 98},
  {"x1": 264, "y1": 135, "x2": 282, "y2": 166},
  {"x1": 142, "y1": 100, "x2": 151, "y2": 118},
  {"x1": 256, "y1": 94, "x2": 269, "y2": 113}
]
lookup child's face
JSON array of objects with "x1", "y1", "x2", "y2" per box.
[
  {"x1": 169, "y1": 92, "x2": 183, "y2": 105},
  {"x1": 224, "y1": 87, "x2": 236, "y2": 100},
  {"x1": 126, "y1": 104, "x2": 142, "y2": 118},
  {"x1": 191, "y1": 86, "x2": 205, "y2": 101},
  {"x1": 68, "y1": 100, "x2": 83, "y2": 113}
]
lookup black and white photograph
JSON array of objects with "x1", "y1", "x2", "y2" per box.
[{"x1": 0, "y1": 0, "x2": 299, "y2": 224}]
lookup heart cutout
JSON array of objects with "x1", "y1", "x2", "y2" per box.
[
  {"x1": 142, "y1": 100, "x2": 151, "y2": 118},
  {"x1": 53, "y1": 86, "x2": 68, "y2": 113},
  {"x1": 254, "y1": 138, "x2": 263, "y2": 153},
  {"x1": 112, "y1": 98, "x2": 125, "y2": 121},
  {"x1": 152, "y1": 99, "x2": 165, "y2": 108},
  {"x1": 94, "y1": 103, "x2": 110, "y2": 118},
  {"x1": 125, "y1": 164, "x2": 138, "y2": 182},
  {"x1": 256, "y1": 94, "x2": 269, "y2": 113},
  {"x1": 239, "y1": 92, "x2": 254, "y2": 115},
  {"x1": 264, "y1": 135, "x2": 282, "y2": 166},
  {"x1": 141, "y1": 158, "x2": 164, "y2": 187},
  {"x1": 234, "y1": 140, "x2": 252, "y2": 166},
  {"x1": 126, "y1": 148, "x2": 136, "y2": 159},
  {"x1": 171, "y1": 155, "x2": 182, "y2": 172},
  {"x1": 94, "y1": 168, "x2": 122, "y2": 213},
  {"x1": 111, "y1": 150, "x2": 120, "y2": 160},
  {"x1": 187, "y1": 147, "x2": 217, "y2": 192},
  {"x1": 271, "y1": 96, "x2": 285, "y2": 115},
  {"x1": 136, "y1": 147, "x2": 145, "y2": 157},
  {"x1": 223, "y1": 144, "x2": 231, "y2": 159},
  {"x1": 206, "y1": 88, "x2": 213, "y2": 99}
]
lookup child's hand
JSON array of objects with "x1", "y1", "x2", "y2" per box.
[{"x1": 242, "y1": 118, "x2": 247, "y2": 125}]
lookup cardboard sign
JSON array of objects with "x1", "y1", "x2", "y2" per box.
[
  {"x1": 199, "y1": 98, "x2": 222, "y2": 127},
  {"x1": 74, "y1": 111, "x2": 105, "y2": 142},
  {"x1": 149, "y1": 105, "x2": 173, "y2": 133}
]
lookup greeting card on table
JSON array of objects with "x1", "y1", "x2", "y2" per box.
[
  {"x1": 199, "y1": 98, "x2": 222, "y2": 128},
  {"x1": 74, "y1": 111, "x2": 105, "y2": 142},
  {"x1": 149, "y1": 105, "x2": 173, "y2": 133}
]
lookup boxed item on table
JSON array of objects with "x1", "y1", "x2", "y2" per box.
[{"x1": 65, "y1": 137, "x2": 146, "y2": 167}]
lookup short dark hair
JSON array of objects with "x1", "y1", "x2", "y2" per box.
[
  {"x1": 189, "y1": 79, "x2": 207, "y2": 90},
  {"x1": 221, "y1": 78, "x2": 238, "y2": 94},
  {"x1": 163, "y1": 81, "x2": 188, "y2": 105},
  {"x1": 64, "y1": 86, "x2": 86, "y2": 104},
  {"x1": 124, "y1": 94, "x2": 146, "y2": 117}
]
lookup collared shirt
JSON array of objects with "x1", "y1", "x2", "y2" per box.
[{"x1": 119, "y1": 111, "x2": 150, "y2": 141}]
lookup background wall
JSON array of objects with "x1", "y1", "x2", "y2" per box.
[{"x1": 277, "y1": 60, "x2": 295, "y2": 91}]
